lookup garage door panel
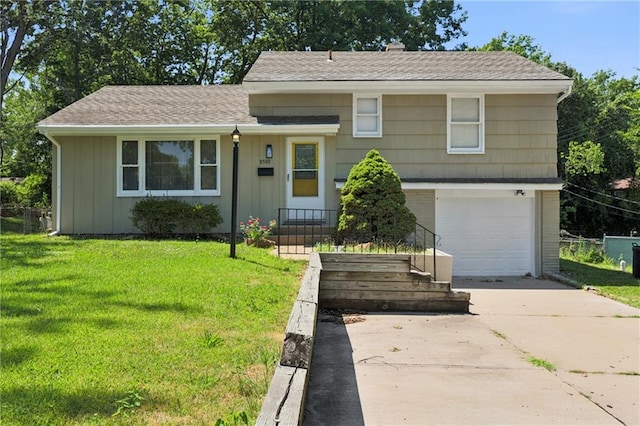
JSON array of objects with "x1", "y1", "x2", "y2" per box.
[{"x1": 436, "y1": 193, "x2": 534, "y2": 276}]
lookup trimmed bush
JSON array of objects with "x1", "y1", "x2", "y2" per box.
[
  {"x1": 130, "y1": 198, "x2": 222, "y2": 238},
  {"x1": 336, "y1": 149, "x2": 416, "y2": 243},
  {"x1": 179, "y1": 203, "x2": 223, "y2": 236}
]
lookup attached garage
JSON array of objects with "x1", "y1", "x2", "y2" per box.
[{"x1": 435, "y1": 189, "x2": 535, "y2": 276}]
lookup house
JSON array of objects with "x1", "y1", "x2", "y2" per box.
[
  {"x1": 37, "y1": 50, "x2": 572, "y2": 276},
  {"x1": 609, "y1": 177, "x2": 637, "y2": 199}
]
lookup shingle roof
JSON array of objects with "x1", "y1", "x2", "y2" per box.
[
  {"x1": 244, "y1": 51, "x2": 571, "y2": 82},
  {"x1": 38, "y1": 85, "x2": 254, "y2": 126}
]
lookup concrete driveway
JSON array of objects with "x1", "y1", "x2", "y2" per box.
[{"x1": 304, "y1": 276, "x2": 640, "y2": 425}]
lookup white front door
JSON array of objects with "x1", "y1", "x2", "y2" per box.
[{"x1": 286, "y1": 137, "x2": 324, "y2": 220}]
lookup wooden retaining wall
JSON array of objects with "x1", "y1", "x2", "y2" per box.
[
  {"x1": 256, "y1": 253, "x2": 321, "y2": 425},
  {"x1": 257, "y1": 252, "x2": 470, "y2": 425}
]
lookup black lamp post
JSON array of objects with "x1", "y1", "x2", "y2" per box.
[{"x1": 230, "y1": 125, "x2": 241, "y2": 258}]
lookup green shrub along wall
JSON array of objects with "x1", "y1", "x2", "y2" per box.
[{"x1": 130, "y1": 198, "x2": 223, "y2": 237}]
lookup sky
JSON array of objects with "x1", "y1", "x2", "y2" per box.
[{"x1": 453, "y1": 1, "x2": 640, "y2": 79}]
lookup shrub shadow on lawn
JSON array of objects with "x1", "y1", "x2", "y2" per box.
[
  {"x1": 25, "y1": 316, "x2": 73, "y2": 334},
  {"x1": 1, "y1": 237, "x2": 74, "y2": 268},
  {"x1": 1, "y1": 345, "x2": 38, "y2": 367},
  {"x1": 113, "y1": 300, "x2": 203, "y2": 314}
]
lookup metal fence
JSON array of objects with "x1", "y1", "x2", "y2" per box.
[
  {"x1": 0, "y1": 206, "x2": 52, "y2": 234},
  {"x1": 276, "y1": 208, "x2": 439, "y2": 277}
]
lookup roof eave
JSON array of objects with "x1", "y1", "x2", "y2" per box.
[
  {"x1": 244, "y1": 80, "x2": 573, "y2": 95},
  {"x1": 335, "y1": 181, "x2": 564, "y2": 191},
  {"x1": 36, "y1": 123, "x2": 341, "y2": 137}
]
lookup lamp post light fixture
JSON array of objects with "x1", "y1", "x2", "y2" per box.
[{"x1": 230, "y1": 125, "x2": 241, "y2": 258}]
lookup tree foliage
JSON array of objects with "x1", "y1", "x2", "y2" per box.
[
  {"x1": 1, "y1": 0, "x2": 469, "y2": 184},
  {"x1": 562, "y1": 141, "x2": 606, "y2": 178},
  {"x1": 337, "y1": 150, "x2": 416, "y2": 243},
  {"x1": 476, "y1": 32, "x2": 640, "y2": 236}
]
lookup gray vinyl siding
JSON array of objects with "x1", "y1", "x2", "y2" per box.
[
  {"x1": 55, "y1": 135, "x2": 232, "y2": 234},
  {"x1": 250, "y1": 93, "x2": 559, "y2": 181},
  {"x1": 54, "y1": 134, "x2": 332, "y2": 234},
  {"x1": 540, "y1": 190, "x2": 560, "y2": 274}
]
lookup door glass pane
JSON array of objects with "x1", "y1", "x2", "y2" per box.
[
  {"x1": 293, "y1": 143, "x2": 318, "y2": 197},
  {"x1": 295, "y1": 144, "x2": 317, "y2": 170}
]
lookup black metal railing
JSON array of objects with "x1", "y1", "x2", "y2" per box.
[
  {"x1": 409, "y1": 222, "x2": 439, "y2": 279},
  {"x1": 276, "y1": 208, "x2": 339, "y2": 255},
  {"x1": 276, "y1": 208, "x2": 440, "y2": 280}
]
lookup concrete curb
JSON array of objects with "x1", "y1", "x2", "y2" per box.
[{"x1": 542, "y1": 271, "x2": 583, "y2": 289}]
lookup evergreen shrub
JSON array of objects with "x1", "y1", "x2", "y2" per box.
[{"x1": 336, "y1": 149, "x2": 416, "y2": 243}]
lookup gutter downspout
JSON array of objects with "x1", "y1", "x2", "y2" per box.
[
  {"x1": 557, "y1": 84, "x2": 573, "y2": 104},
  {"x1": 39, "y1": 130, "x2": 61, "y2": 235}
]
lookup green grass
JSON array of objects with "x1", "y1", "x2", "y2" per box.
[
  {"x1": 527, "y1": 356, "x2": 556, "y2": 372},
  {"x1": 559, "y1": 256, "x2": 640, "y2": 309},
  {"x1": 0, "y1": 224, "x2": 306, "y2": 425}
]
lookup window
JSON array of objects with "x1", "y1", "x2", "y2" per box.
[
  {"x1": 353, "y1": 94, "x2": 382, "y2": 137},
  {"x1": 117, "y1": 137, "x2": 219, "y2": 196},
  {"x1": 447, "y1": 94, "x2": 484, "y2": 154}
]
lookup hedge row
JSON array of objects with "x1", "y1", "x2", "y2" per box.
[{"x1": 130, "y1": 198, "x2": 223, "y2": 238}]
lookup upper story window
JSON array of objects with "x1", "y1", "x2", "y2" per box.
[
  {"x1": 353, "y1": 94, "x2": 382, "y2": 137},
  {"x1": 117, "y1": 137, "x2": 219, "y2": 196},
  {"x1": 447, "y1": 94, "x2": 484, "y2": 154}
]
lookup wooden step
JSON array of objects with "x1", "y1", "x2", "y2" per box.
[
  {"x1": 319, "y1": 291, "x2": 470, "y2": 313},
  {"x1": 320, "y1": 253, "x2": 411, "y2": 273},
  {"x1": 315, "y1": 252, "x2": 469, "y2": 313},
  {"x1": 320, "y1": 279, "x2": 450, "y2": 292}
]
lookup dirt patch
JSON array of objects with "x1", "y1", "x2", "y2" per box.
[{"x1": 319, "y1": 308, "x2": 367, "y2": 325}]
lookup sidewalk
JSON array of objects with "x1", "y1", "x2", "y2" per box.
[{"x1": 303, "y1": 277, "x2": 640, "y2": 425}]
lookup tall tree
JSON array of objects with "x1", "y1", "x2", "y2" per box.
[
  {"x1": 0, "y1": 1, "x2": 61, "y2": 113},
  {"x1": 210, "y1": 0, "x2": 468, "y2": 82},
  {"x1": 475, "y1": 32, "x2": 640, "y2": 236}
]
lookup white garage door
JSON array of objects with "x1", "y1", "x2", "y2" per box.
[{"x1": 436, "y1": 190, "x2": 534, "y2": 276}]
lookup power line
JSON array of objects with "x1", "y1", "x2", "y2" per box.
[
  {"x1": 562, "y1": 189, "x2": 640, "y2": 216},
  {"x1": 566, "y1": 182, "x2": 640, "y2": 206}
]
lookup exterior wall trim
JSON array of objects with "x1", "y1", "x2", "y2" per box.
[
  {"x1": 335, "y1": 182, "x2": 564, "y2": 191},
  {"x1": 244, "y1": 80, "x2": 572, "y2": 95},
  {"x1": 37, "y1": 123, "x2": 341, "y2": 137}
]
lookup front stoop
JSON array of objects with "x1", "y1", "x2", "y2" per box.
[{"x1": 319, "y1": 253, "x2": 470, "y2": 313}]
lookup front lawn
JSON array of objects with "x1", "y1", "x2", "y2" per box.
[
  {"x1": 559, "y1": 257, "x2": 640, "y2": 309},
  {"x1": 1, "y1": 227, "x2": 306, "y2": 425}
]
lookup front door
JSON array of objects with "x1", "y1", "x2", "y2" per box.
[{"x1": 286, "y1": 137, "x2": 324, "y2": 220}]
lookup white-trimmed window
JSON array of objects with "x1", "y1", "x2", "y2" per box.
[
  {"x1": 353, "y1": 94, "x2": 382, "y2": 137},
  {"x1": 447, "y1": 94, "x2": 484, "y2": 154},
  {"x1": 117, "y1": 136, "x2": 220, "y2": 196}
]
